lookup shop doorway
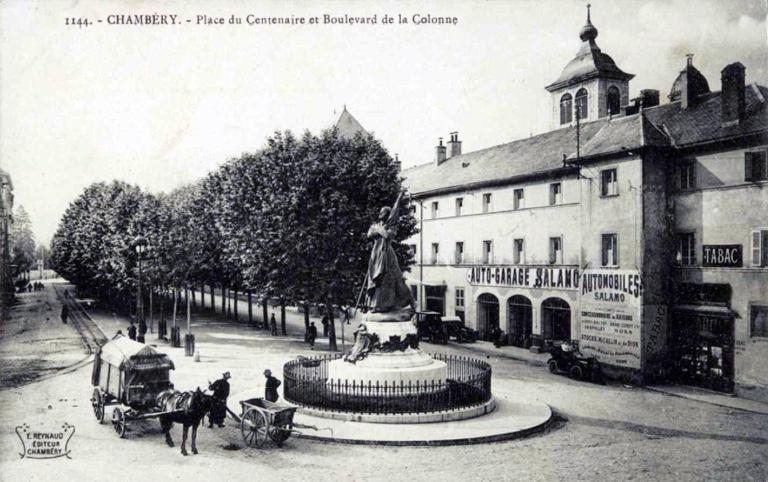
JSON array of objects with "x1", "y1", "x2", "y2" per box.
[
  {"x1": 669, "y1": 309, "x2": 734, "y2": 392},
  {"x1": 477, "y1": 293, "x2": 500, "y2": 340},
  {"x1": 507, "y1": 295, "x2": 533, "y2": 348},
  {"x1": 542, "y1": 297, "x2": 571, "y2": 342}
]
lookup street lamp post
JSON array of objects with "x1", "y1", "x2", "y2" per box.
[{"x1": 133, "y1": 235, "x2": 148, "y2": 343}]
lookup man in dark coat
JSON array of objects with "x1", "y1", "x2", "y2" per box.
[
  {"x1": 127, "y1": 322, "x2": 137, "y2": 341},
  {"x1": 137, "y1": 321, "x2": 147, "y2": 343},
  {"x1": 264, "y1": 369, "x2": 281, "y2": 402},
  {"x1": 307, "y1": 322, "x2": 317, "y2": 349},
  {"x1": 208, "y1": 372, "x2": 231, "y2": 428},
  {"x1": 321, "y1": 314, "x2": 329, "y2": 337},
  {"x1": 60, "y1": 304, "x2": 69, "y2": 324}
]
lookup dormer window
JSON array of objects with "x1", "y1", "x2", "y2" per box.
[
  {"x1": 559, "y1": 94, "x2": 573, "y2": 125},
  {"x1": 607, "y1": 86, "x2": 621, "y2": 116},
  {"x1": 575, "y1": 89, "x2": 589, "y2": 120}
]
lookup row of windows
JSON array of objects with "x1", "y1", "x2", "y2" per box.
[
  {"x1": 425, "y1": 169, "x2": 621, "y2": 220},
  {"x1": 559, "y1": 86, "x2": 621, "y2": 125},
  {"x1": 676, "y1": 229, "x2": 768, "y2": 267},
  {"x1": 676, "y1": 150, "x2": 768, "y2": 191}
]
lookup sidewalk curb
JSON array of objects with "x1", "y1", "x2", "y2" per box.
[{"x1": 644, "y1": 386, "x2": 768, "y2": 416}]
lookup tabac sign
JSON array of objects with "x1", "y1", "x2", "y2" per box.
[
  {"x1": 466, "y1": 266, "x2": 579, "y2": 290},
  {"x1": 579, "y1": 269, "x2": 643, "y2": 369}
]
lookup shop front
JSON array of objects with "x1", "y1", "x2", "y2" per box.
[{"x1": 670, "y1": 283, "x2": 735, "y2": 393}]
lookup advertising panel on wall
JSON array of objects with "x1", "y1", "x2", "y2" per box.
[
  {"x1": 579, "y1": 269, "x2": 643, "y2": 369},
  {"x1": 466, "y1": 265, "x2": 579, "y2": 290}
]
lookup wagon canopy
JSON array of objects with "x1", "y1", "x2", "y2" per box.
[{"x1": 97, "y1": 334, "x2": 175, "y2": 372}]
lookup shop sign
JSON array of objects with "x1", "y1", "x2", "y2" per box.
[
  {"x1": 702, "y1": 245, "x2": 742, "y2": 267},
  {"x1": 465, "y1": 265, "x2": 579, "y2": 290},
  {"x1": 579, "y1": 269, "x2": 643, "y2": 369}
]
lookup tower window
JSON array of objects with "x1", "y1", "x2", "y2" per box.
[
  {"x1": 575, "y1": 88, "x2": 588, "y2": 120},
  {"x1": 607, "y1": 86, "x2": 621, "y2": 116},
  {"x1": 559, "y1": 94, "x2": 573, "y2": 125}
]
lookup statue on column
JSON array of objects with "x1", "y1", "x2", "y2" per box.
[{"x1": 364, "y1": 192, "x2": 415, "y2": 315}]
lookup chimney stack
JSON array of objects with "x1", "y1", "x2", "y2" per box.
[
  {"x1": 435, "y1": 138, "x2": 447, "y2": 165},
  {"x1": 721, "y1": 62, "x2": 746, "y2": 127},
  {"x1": 394, "y1": 153, "x2": 401, "y2": 172},
  {"x1": 640, "y1": 89, "x2": 660, "y2": 108},
  {"x1": 447, "y1": 132, "x2": 462, "y2": 159}
]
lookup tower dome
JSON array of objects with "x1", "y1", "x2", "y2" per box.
[{"x1": 669, "y1": 55, "x2": 710, "y2": 102}]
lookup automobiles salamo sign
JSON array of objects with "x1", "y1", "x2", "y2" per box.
[{"x1": 579, "y1": 269, "x2": 643, "y2": 369}]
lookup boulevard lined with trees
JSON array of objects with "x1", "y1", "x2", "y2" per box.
[{"x1": 49, "y1": 129, "x2": 417, "y2": 349}]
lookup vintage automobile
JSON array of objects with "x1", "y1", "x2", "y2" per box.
[
  {"x1": 415, "y1": 311, "x2": 448, "y2": 344},
  {"x1": 547, "y1": 340, "x2": 604, "y2": 383},
  {"x1": 441, "y1": 316, "x2": 478, "y2": 343}
]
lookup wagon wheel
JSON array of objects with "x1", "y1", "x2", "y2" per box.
[
  {"x1": 240, "y1": 408, "x2": 267, "y2": 448},
  {"x1": 270, "y1": 427, "x2": 291, "y2": 447},
  {"x1": 91, "y1": 388, "x2": 104, "y2": 424},
  {"x1": 112, "y1": 407, "x2": 127, "y2": 438}
]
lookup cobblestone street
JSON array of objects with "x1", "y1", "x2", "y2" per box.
[{"x1": 1, "y1": 280, "x2": 766, "y2": 482}]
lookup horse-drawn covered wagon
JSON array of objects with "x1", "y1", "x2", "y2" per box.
[{"x1": 90, "y1": 334, "x2": 176, "y2": 437}]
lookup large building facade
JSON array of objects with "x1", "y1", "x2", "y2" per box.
[{"x1": 402, "y1": 11, "x2": 768, "y2": 401}]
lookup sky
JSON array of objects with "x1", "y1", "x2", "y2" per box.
[{"x1": 1, "y1": 0, "x2": 766, "y2": 245}]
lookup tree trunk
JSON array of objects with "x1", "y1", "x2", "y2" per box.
[
  {"x1": 210, "y1": 285, "x2": 215, "y2": 313},
  {"x1": 227, "y1": 288, "x2": 232, "y2": 318},
  {"x1": 191, "y1": 288, "x2": 196, "y2": 308},
  {"x1": 262, "y1": 299, "x2": 268, "y2": 330},
  {"x1": 200, "y1": 285, "x2": 205, "y2": 310},
  {"x1": 327, "y1": 298, "x2": 338, "y2": 351},
  {"x1": 221, "y1": 285, "x2": 226, "y2": 314},
  {"x1": 303, "y1": 303, "x2": 310, "y2": 332},
  {"x1": 280, "y1": 299, "x2": 287, "y2": 335},
  {"x1": 172, "y1": 288, "x2": 178, "y2": 328},
  {"x1": 234, "y1": 289, "x2": 239, "y2": 322},
  {"x1": 248, "y1": 292, "x2": 253, "y2": 324}
]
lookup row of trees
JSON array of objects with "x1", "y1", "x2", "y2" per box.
[
  {"x1": 9, "y1": 206, "x2": 45, "y2": 282},
  {"x1": 50, "y1": 129, "x2": 417, "y2": 349}
]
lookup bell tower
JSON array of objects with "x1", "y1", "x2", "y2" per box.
[{"x1": 545, "y1": 5, "x2": 635, "y2": 129}]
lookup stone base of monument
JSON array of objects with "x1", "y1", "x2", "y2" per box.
[{"x1": 327, "y1": 350, "x2": 447, "y2": 393}]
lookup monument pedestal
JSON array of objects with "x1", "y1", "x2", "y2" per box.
[{"x1": 327, "y1": 310, "x2": 447, "y2": 393}]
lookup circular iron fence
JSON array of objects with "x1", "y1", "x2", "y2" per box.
[{"x1": 283, "y1": 353, "x2": 492, "y2": 415}]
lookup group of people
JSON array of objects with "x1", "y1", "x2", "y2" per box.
[
  {"x1": 21, "y1": 281, "x2": 45, "y2": 292},
  {"x1": 127, "y1": 320, "x2": 148, "y2": 343},
  {"x1": 205, "y1": 370, "x2": 282, "y2": 428}
]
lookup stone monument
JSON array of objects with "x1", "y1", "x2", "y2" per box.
[{"x1": 327, "y1": 193, "x2": 447, "y2": 390}]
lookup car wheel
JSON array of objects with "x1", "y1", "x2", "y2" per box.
[
  {"x1": 569, "y1": 365, "x2": 583, "y2": 380},
  {"x1": 548, "y1": 360, "x2": 558, "y2": 374}
]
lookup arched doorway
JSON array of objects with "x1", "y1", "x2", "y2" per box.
[
  {"x1": 542, "y1": 298, "x2": 571, "y2": 342},
  {"x1": 507, "y1": 295, "x2": 533, "y2": 348},
  {"x1": 477, "y1": 293, "x2": 499, "y2": 341}
]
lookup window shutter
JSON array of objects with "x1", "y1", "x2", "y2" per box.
[
  {"x1": 752, "y1": 230, "x2": 763, "y2": 267},
  {"x1": 745, "y1": 152, "x2": 755, "y2": 182}
]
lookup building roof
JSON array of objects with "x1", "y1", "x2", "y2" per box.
[
  {"x1": 335, "y1": 106, "x2": 367, "y2": 139},
  {"x1": 98, "y1": 334, "x2": 175, "y2": 371},
  {"x1": 644, "y1": 84, "x2": 768, "y2": 148},
  {"x1": 403, "y1": 84, "x2": 768, "y2": 197},
  {"x1": 545, "y1": 12, "x2": 634, "y2": 92}
]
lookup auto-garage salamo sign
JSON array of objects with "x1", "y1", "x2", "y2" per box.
[
  {"x1": 579, "y1": 269, "x2": 643, "y2": 369},
  {"x1": 466, "y1": 265, "x2": 579, "y2": 290}
]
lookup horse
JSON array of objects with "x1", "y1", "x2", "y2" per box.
[{"x1": 156, "y1": 387, "x2": 214, "y2": 456}]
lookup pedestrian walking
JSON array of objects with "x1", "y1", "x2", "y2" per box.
[
  {"x1": 128, "y1": 322, "x2": 137, "y2": 341},
  {"x1": 263, "y1": 369, "x2": 281, "y2": 402},
  {"x1": 321, "y1": 314, "x2": 329, "y2": 337},
  {"x1": 60, "y1": 304, "x2": 69, "y2": 324},
  {"x1": 270, "y1": 313, "x2": 277, "y2": 336},
  {"x1": 307, "y1": 322, "x2": 317, "y2": 349},
  {"x1": 208, "y1": 372, "x2": 231, "y2": 428}
]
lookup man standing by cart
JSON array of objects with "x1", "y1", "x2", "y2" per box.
[
  {"x1": 208, "y1": 371, "x2": 231, "y2": 428},
  {"x1": 264, "y1": 369, "x2": 281, "y2": 402}
]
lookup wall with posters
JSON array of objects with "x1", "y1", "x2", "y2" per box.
[{"x1": 579, "y1": 269, "x2": 643, "y2": 369}]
